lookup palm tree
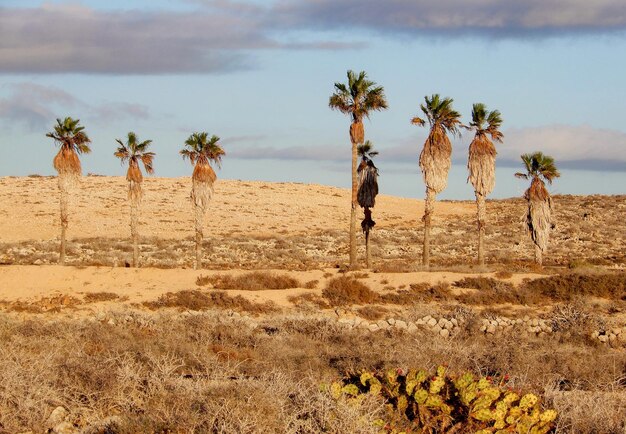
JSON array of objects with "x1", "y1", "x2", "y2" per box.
[
  {"x1": 180, "y1": 132, "x2": 225, "y2": 269},
  {"x1": 46, "y1": 117, "x2": 91, "y2": 265},
  {"x1": 466, "y1": 103, "x2": 503, "y2": 266},
  {"x1": 515, "y1": 152, "x2": 560, "y2": 266},
  {"x1": 114, "y1": 132, "x2": 155, "y2": 267},
  {"x1": 357, "y1": 140, "x2": 379, "y2": 269},
  {"x1": 329, "y1": 70, "x2": 388, "y2": 268},
  {"x1": 412, "y1": 94, "x2": 462, "y2": 269}
]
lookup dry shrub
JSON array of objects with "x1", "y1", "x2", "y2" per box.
[
  {"x1": 143, "y1": 290, "x2": 277, "y2": 315},
  {"x1": 6, "y1": 295, "x2": 81, "y2": 313},
  {"x1": 197, "y1": 271, "x2": 302, "y2": 290},
  {"x1": 287, "y1": 292, "x2": 330, "y2": 309},
  {"x1": 322, "y1": 277, "x2": 378, "y2": 306},
  {"x1": 356, "y1": 305, "x2": 390, "y2": 320},
  {"x1": 83, "y1": 292, "x2": 120, "y2": 303},
  {"x1": 494, "y1": 270, "x2": 513, "y2": 279},
  {"x1": 0, "y1": 312, "x2": 624, "y2": 432},
  {"x1": 304, "y1": 280, "x2": 319, "y2": 289},
  {"x1": 522, "y1": 272, "x2": 626, "y2": 302}
]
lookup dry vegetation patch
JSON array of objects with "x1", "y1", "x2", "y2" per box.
[
  {"x1": 322, "y1": 276, "x2": 379, "y2": 306},
  {"x1": 143, "y1": 290, "x2": 277, "y2": 315},
  {"x1": 0, "y1": 312, "x2": 623, "y2": 433},
  {"x1": 197, "y1": 271, "x2": 302, "y2": 290}
]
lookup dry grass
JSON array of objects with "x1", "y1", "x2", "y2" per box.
[
  {"x1": 197, "y1": 271, "x2": 302, "y2": 290},
  {"x1": 0, "y1": 310, "x2": 624, "y2": 432},
  {"x1": 143, "y1": 290, "x2": 277, "y2": 315},
  {"x1": 522, "y1": 272, "x2": 626, "y2": 302}
]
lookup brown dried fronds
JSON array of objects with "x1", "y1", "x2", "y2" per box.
[
  {"x1": 350, "y1": 121, "x2": 364, "y2": 144},
  {"x1": 53, "y1": 148, "x2": 81, "y2": 176},
  {"x1": 467, "y1": 134, "x2": 496, "y2": 196},
  {"x1": 192, "y1": 162, "x2": 216, "y2": 184},
  {"x1": 419, "y1": 126, "x2": 452, "y2": 194}
]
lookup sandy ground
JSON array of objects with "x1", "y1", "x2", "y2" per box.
[
  {"x1": 0, "y1": 176, "x2": 473, "y2": 242},
  {"x1": 0, "y1": 264, "x2": 541, "y2": 308}
]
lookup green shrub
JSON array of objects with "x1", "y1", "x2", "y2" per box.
[{"x1": 328, "y1": 366, "x2": 557, "y2": 433}]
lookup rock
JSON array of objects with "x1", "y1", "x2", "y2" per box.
[
  {"x1": 439, "y1": 328, "x2": 450, "y2": 338},
  {"x1": 415, "y1": 318, "x2": 426, "y2": 326},
  {"x1": 47, "y1": 407, "x2": 68, "y2": 428},
  {"x1": 33, "y1": 259, "x2": 43, "y2": 265},
  {"x1": 480, "y1": 325, "x2": 487, "y2": 333},
  {"x1": 107, "y1": 319, "x2": 116, "y2": 326},
  {"x1": 432, "y1": 325, "x2": 442, "y2": 334},
  {"x1": 444, "y1": 321, "x2": 453, "y2": 331},
  {"x1": 591, "y1": 330, "x2": 600, "y2": 339},
  {"x1": 408, "y1": 323, "x2": 418, "y2": 333},
  {"x1": 423, "y1": 315, "x2": 433, "y2": 323},
  {"x1": 427, "y1": 318, "x2": 437, "y2": 327},
  {"x1": 531, "y1": 319, "x2": 539, "y2": 327},
  {"x1": 53, "y1": 421, "x2": 77, "y2": 434},
  {"x1": 387, "y1": 318, "x2": 396, "y2": 326},
  {"x1": 359, "y1": 321, "x2": 370, "y2": 329},
  {"x1": 377, "y1": 320, "x2": 390, "y2": 330},
  {"x1": 438, "y1": 318, "x2": 447, "y2": 328},
  {"x1": 598, "y1": 334, "x2": 609, "y2": 343},
  {"x1": 486, "y1": 324, "x2": 496, "y2": 334},
  {"x1": 450, "y1": 318, "x2": 458, "y2": 327},
  {"x1": 368, "y1": 324, "x2": 380, "y2": 332},
  {"x1": 395, "y1": 320, "x2": 407, "y2": 330}
]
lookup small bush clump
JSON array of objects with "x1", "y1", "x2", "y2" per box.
[
  {"x1": 322, "y1": 276, "x2": 379, "y2": 306},
  {"x1": 196, "y1": 271, "x2": 302, "y2": 290},
  {"x1": 143, "y1": 290, "x2": 277, "y2": 314},
  {"x1": 522, "y1": 272, "x2": 626, "y2": 301}
]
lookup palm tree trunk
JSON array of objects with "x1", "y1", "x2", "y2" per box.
[
  {"x1": 58, "y1": 175, "x2": 70, "y2": 265},
  {"x1": 194, "y1": 203, "x2": 203, "y2": 269},
  {"x1": 365, "y1": 229, "x2": 371, "y2": 269},
  {"x1": 130, "y1": 199, "x2": 139, "y2": 267},
  {"x1": 534, "y1": 244, "x2": 543, "y2": 266},
  {"x1": 422, "y1": 187, "x2": 436, "y2": 269},
  {"x1": 476, "y1": 192, "x2": 486, "y2": 266},
  {"x1": 350, "y1": 139, "x2": 358, "y2": 268}
]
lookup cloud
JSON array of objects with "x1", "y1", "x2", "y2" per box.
[
  {"x1": 496, "y1": 125, "x2": 626, "y2": 171},
  {"x1": 0, "y1": 83, "x2": 151, "y2": 131},
  {"x1": 0, "y1": 3, "x2": 361, "y2": 74},
  {"x1": 270, "y1": 0, "x2": 626, "y2": 38},
  {"x1": 228, "y1": 125, "x2": 626, "y2": 172}
]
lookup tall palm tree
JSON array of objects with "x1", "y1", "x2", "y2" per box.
[
  {"x1": 515, "y1": 152, "x2": 560, "y2": 266},
  {"x1": 412, "y1": 94, "x2": 462, "y2": 269},
  {"x1": 466, "y1": 103, "x2": 503, "y2": 266},
  {"x1": 329, "y1": 70, "x2": 388, "y2": 268},
  {"x1": 46, "y1": 117, "x2": 91, "y2": 265},
  {"x1": 114, "y1": 132, "x2": 155, "y2": 267},
  {"x1": 357, "y1": 140, "x2": 379, "y2": 269},
  {"x1": 180, "y1": 132, "x2": 225, "y2": 269}
]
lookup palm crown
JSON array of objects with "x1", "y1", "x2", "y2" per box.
[
  {"x1": 329, "y1": 70, "x2": 388, "y2": 124},
  {"x1": 468, "y1": 103, "x2": 503, "y2": 142},
  {"x1": 46, "y1": 117, "x2": 91, "y2": 154},
  {"x1": 515, "y1": 152, "x2": 560, "y2": 184},
  {"x1": 357, "y1": 140, "x2": 379, "y2": 160},
  {"x1": 180, "y1": 132, "x2": 225, "y2": 168},
  {"x1": 114, "y1": 132, "x2": 155, "y2": 174},
  {"x1": 412, "y1": 94, "x2": 462, "y2": 136}
]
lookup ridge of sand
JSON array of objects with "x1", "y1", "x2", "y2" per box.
[{"x1": 0, "y1": 176, "x2": 473, "y2": 242}]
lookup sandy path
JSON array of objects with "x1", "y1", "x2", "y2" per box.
[
  {"x1": 0, "y1": 265, "x2": 541, "y2": 308},
  {"x1": 0, "y1": 176, "x2": 473, "y2": 242}
]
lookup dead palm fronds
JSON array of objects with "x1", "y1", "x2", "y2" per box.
[
  {"x1": 515, "y1": 152, "x2": 560, "y2": 266},
  {"x1": 466, "y1": 103, "x2": 503, "y2": 266},
  {"x1": 46, "y1": 117, "x2": 91, "y2": 265},
  {"x1": 412, "y1": 94, "x2": 462, "y2": 269},
  {"x1": 357, "y1": 141, "x2": 379, "y2": 268},
  {"x1": 114, "y1": 132, "x2": 155, "y2": 267},
  {"x1": 329, "y1": 70, "x2": 388, "y2": 268},
  {"x1": 180, "y1": 132, "x2": 224, "y2": 269}
]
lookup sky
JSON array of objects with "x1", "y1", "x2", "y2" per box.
[{"x1": 1, "y1": 0, "x2": 625, "y2": 199}]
